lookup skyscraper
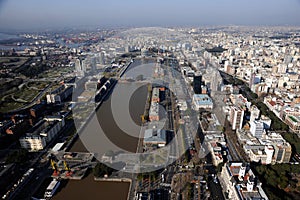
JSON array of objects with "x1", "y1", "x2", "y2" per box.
[
  {"x1": 193, "y1": 74, "x2": 202, "y2": 94},
  {"x1": 91, "y1": 56, "x2": 97, "y2": 72},
  {"x1": 81, "y1": 59, "x2": 87, "y2": 72},
  {"x1": 98, "y1": 52, "x2": 105, "y2": 65},
  {"x1": 75, "y1": 58, "x2": 82, "y2": 72},
  {"x1": 75, "y1": 58, "x2": 87, "y2": 76}
]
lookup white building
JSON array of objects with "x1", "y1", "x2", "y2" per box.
[
  {"x1": 250, "y1": 120, "x2": 264, "y2": 139},
  {"x1": 19, "y1": 116, "x2": 65, "y2": 151},
  {"x1": 250, "y1": 105, "x2": 260, "y2": 123},
  {"x1": 192, "y1": 94, "x2": 213, "y2": 110},
  {"x1": 230, "y1": 106, "x2": 244, "y2": 130},
  {"x1": 245, "y1": 145, "x2": 274, "y2": 165},
  {"x1": 19, "y1": 135, "x2": 46, "y2": 151},
  {"x1": 219, "y1": 162, "x2": 269, "y2": 200},
  {"x1": 143, "y1": 129, "x2": 166, "y2": 148},
  {"x1": 260, "y1": 115, "x2": 272, "y2": 130}
]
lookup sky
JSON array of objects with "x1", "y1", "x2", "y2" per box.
[{"x1": 0, "y1": 0, "x2": 300, "y2": 31}]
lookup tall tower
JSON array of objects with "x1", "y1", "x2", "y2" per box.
[
  {"x1": 75, "y1": 58, "x2": 86, "y2": 76},
  {"x1": 193, "y1": 73, "x2": 202, "y2": 94},
  {"x1": 99, "y1": 52, "x2": 105, "y2": 65},
  {"x1": 75, "y1": 58, "x2": 82, "y2": 72},
  {"x1": 91, "y1": 56, "x2": 97, "y2": 72},
  {"x1": 81, "y1": 59, "x2": 87, "y2": 73}
]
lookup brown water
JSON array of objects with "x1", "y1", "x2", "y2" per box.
[
  {"x1": 70, "y1": 82, "x2": 148, "y2": 153},
  {"x1": 54, "y1": 63, "x2": 150, "y2": 200},
  {"x1": 53, "y1": 174, "x2": 130, "y2": 200}
]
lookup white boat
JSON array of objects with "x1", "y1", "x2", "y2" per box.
[{"x1": 44, "y1": 179, "x2": 60, "y2": 199}]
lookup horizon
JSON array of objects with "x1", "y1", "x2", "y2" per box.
[{"x1": 1, "y1": 0, "x2": 300, "y2": 32}]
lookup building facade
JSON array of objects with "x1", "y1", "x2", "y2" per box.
[{"x1": 230, "y1": 106, "x2": 244, "y2": 130}]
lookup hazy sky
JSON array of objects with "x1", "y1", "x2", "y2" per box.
[{"x1": 0, "y1": 0, "x2": 300, "y2": 31}]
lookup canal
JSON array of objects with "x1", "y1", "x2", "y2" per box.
[{"x1": 53, "y1": 59, "x2": 155, "y2": 200}]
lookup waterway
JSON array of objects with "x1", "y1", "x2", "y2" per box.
[
  {"x1": 53, "y1": 174, "x2": 130, "y2": 200},
  {"x1": 53, "y1": 59, "x2": 155, "y2": 200}
]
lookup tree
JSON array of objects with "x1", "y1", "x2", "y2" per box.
[
  {"x1": 5, "y1": 149, "x2": 28, "y2": 164},
  {"x1": 93, "y1": 163, "x2": 115, "y2": 178}
]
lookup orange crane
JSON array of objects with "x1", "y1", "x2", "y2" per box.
[
  {"x1": 50, "y1": 159, "x2": 59, "y2": 176},
  {"x1": 64, "y1": 161, "x2": 73, "y2": 177}
]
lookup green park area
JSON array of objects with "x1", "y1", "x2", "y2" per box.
[
  {"x1": 254, "y1": 164, "x2": 300, "y2": 200},
  {"x1": 0, "y1": 81, "x2": 50, "y2": 112}
]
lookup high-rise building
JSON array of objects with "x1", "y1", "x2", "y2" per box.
[
  {"x1": 81, "y1": 59, "x2": 87, "y2": 72},
  {"x1": 75, "y1": 58, "x2": 82, "y2": 72},
  {"x1": 282, "y1": 144, "x2": 292, "y2": 163},
  {"x1": 250, "y1": 120, "x2": 264, "y2": 139},
  {"x1": 193, "y1": 74, "x2": 202, "y2": 94},
  {"x1": 250, "y1": 105, "x2": 260, "y2": 123},
  {"x1": 230, "y1": 106, "x2": 244, "y2": 130},
  {"x1": 98, "y1": 52, "x2": 105, "y2": 65},
  {"x1": 75, "y1": 58, "x2": 87, "y2": 76},
  {"x1": 273, "y1": 142, "x2": 292, "y2": 163},
  {"x1": 91, "y1": 57, "x2": 97, "y2": 72},
  {"x1": 266, "y1": 132, "x2": 292, "y2": 164}
]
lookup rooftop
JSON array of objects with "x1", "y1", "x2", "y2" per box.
[{"x1": 193, "y1": 94, "x2": 213, "y2": 105}]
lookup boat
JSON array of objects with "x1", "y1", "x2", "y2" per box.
[{"x1": 44, "y1": 179, "x2": 60, "y2": 199}]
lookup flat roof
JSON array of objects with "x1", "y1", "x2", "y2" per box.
[
  {"x1": 193, "y1": 94, "x2": 213, "y2": 105},
  {"x1": 52, "y1": 142, "x2": 64, "y2": 152}
]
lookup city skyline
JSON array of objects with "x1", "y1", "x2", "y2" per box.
[{"x1": 1, "y1": 0, "x2": 300, "y2": 31}]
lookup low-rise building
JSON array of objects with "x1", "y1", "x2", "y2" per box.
[
  {"x1": 19, "y1": 135, "x2": 46, "y2": 151},
  {"x1": 19, "y1": 116, "x2": 65, "y2": 151},
  {"x1": 193, "y1": 94, "x2": 213, "y2": 110},
  {"x1": 46, "y1": 84, "x2": 73, "y2": 104},
  {"x1": 244, "y1": 145, "x2": 274, "y2": 165},
  {"x1": 238, "y1": 130, "x2": 292, "y2": 164},
  {"x1": 204, "y1": 133, "x2": 226, "y2": 166},
  {"x1": 260, "y1": 115, "x2": 272, "y2": 130},
  {"x1": 143, "y1": 129, "x2": 166, "y2": 148},
  {"x1": 151, "y1": 87, "x2": 160, "y2": 103},
  {"x1": 149, "y1": 102, "x2": 160, "y2": 121},
  {"x1": 220, "y1": 162, "x2": 269, "y2": 200},
  {"x1": 284, "y1": 115, "x2": 300, "y2": 134}
]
